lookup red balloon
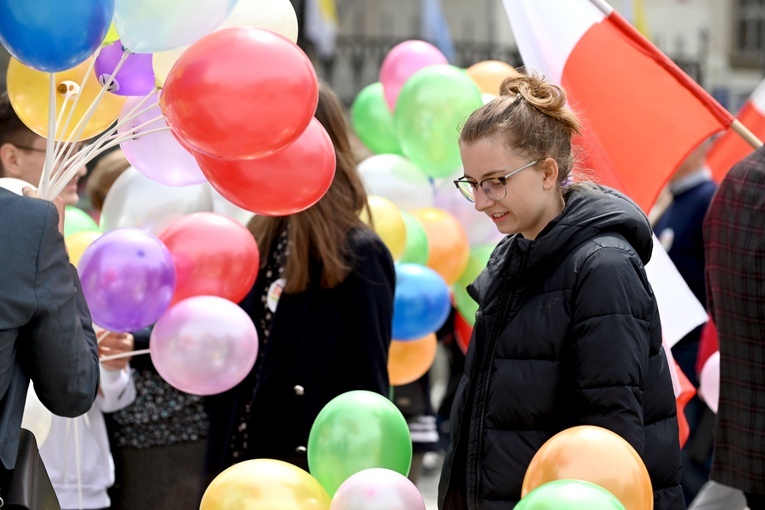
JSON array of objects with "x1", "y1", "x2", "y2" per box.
[
  {"x1": 158, "y1": 212, "x2": 260, "y2": 305},
  {"x1": 196, "y1": 118, "x2": 336, "y2": 216},
  {"x1": 161, "y1": 27, "x2": 318, "y2": 159},
  {"x1": 454, "y1": 310, "x2": 473, "y2": 354}
]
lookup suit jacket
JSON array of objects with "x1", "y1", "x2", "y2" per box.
[
  {"x1": 0, "y1": 189, "x2": 99, "y2": 469},
  {"x1": 204, "y1": 227, "x2": 395, "y2": 481},
  {"x1": 704, "y1": 145, "x2": 765, "y2": 494}
]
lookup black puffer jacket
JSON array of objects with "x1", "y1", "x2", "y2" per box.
[{"x1": 438, "y1": 185, "x2": 684, "y2": 510}]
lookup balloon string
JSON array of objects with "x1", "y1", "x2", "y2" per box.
[
  {"x1": 74, "y1": 417, "x2": 83, "y2": 510},
  {"x1": 99, "y1": 348, "x2": 150, "y2": 363},
  {"x1": 38, "y1": 74, "x2": 57, "y2": 196},
  {"x1": 41, "y1": 51, "x2": 129, "y2": 200}
]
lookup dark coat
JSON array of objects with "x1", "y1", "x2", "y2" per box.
[
  {"x1": 203, "y1": 227, "x2": 395, "y2": 481},
  {"x1": 0, "y1": 189, "x2": 99, "y2": 469},
  {"x1": 703, "y1": 145, "x2": 765, "y2": 494},
  {"x1": 439, "y1": 185, "x2": 684, "y2": 510}
]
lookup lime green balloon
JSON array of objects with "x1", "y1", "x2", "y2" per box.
[
  {"x1": 394, "y1": 64, "x2": 483, "y2": 178},
  {"x1": 64, "y1": 206, "x2": 100, "y2": 238},
  {"x1": 399, "y1": 211, "x2": 429, "y2": 265},
  {"x1": 307, "y1": 390, "x2": 412, "y2": 496},
  {"x1": 516, "y1": 480, "x2": 627, "y2": 510},
  {"x1": 453, "y1": 244, "x2": 495, "y2": 325},
  {"x1": 350, "y1": 82, "x2": 403, "y2": 155}
]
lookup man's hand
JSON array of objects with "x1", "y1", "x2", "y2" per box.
[
  {"x1": 98, "y1": 331, "x2": 135, "y2": 371},
  {"x1": 23, "y1": 186, "x2": 66, "y2": 235}
]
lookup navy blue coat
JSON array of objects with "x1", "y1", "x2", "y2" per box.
[{"x1": 439, "y1": 186, "x2": 683, "y2": 510}]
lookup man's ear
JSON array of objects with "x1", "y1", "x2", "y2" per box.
[
  {"x1": 541, "y1": 157, "x2": 559, "y2": 190},
  {"x1": 0, "y1": 143, "x2": 22, "y2": 178}
]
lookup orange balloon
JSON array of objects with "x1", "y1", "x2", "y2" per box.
[
  {"x1": 412, "y1": 207, "x2": 469, "y2": 285},
  {"x1": 361, "y1": 195, "x2": 407, "y2": 260},
  {"x1": 388, "y1": 333, "x2": 438, "y2": 386},
  {"x1": 522, "y1": 426, "x2": 653, "y2": 510},
  {"x1": 466, "y1": 60, "x2": 522, "y2": 95},
  {"x1": 6, "y1": 57, "x2": 126, "y2": 141}
]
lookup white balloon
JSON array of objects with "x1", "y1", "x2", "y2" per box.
[
  {"x1": 21, "y1": 384, "x2": 52, "y2": 447},
  {"x1": 100, "y1": 167, "x2": 213, "y2": 235},
  {"x1": 699, "y1": 351, "x2": 720, "y2": 413},
  {"x1": 0, "y1": 177, "x2": 33, "y2": 195},
  {"x1": 358, "y1": 154, "x2": 434, "y2": 212}
]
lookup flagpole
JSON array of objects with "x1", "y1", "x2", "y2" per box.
[{"x1": 731, "y1": 119, "x2": 764, "y2": 149}]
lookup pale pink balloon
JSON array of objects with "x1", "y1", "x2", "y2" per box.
[
  {"x1": 330, "y1": 468, "x2": 426, "y2": 510},
  {"x1": 379, "y1": 40, "x2": 448, "y2": 111},
  {"x1": 118, "y1": 95, "x2": 207, "y2": 186},
  {"x1": 150, "y1": 296, "x2": 258, "y2": 396}
]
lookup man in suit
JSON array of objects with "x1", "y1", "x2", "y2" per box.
[
  {"x1": 0, "y1": 186, "x2": 100, "y2": 482},
  {"x1": 703, "y1": 145, "x2": 765, "y2": 510}
]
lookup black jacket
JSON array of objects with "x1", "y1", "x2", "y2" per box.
[
  {"x1": 203, "y1": 227, "x2": 395, "y2": 483},
  {"x1": 438, "y1": 185, "x2": 683, "y2": 510}
]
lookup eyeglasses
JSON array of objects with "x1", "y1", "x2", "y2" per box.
[
  {"x1": 13, "y1": 145, "x2": 46, "y2": 154},
  {"x1": 453, "y1": 160, "x2": 538, "y2": 203}
]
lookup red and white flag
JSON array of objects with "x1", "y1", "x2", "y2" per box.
[
  {"x1": 707, "y1": 79, "x2": 765, "y2": 181},
  {"x1": 502, "y1": 0, "x2": 734, "y2": 213}
]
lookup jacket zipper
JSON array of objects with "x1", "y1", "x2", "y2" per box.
[{"x1": 473, "y1": 251, "x2": 528, "y2": 507}]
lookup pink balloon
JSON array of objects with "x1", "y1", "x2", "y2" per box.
[
  {"x1": 379, "y1": 40, "x2": 448, "y2": 111},
  {"x1": 699, "y1": 351, "x2": 720, "y2": 413},
  {"x1": 118, "y1": 95, "x2": 207, "y2": 186},
  {"x1": 330, "y1": 468, "x2": 426, "y2": 510},
  {"x1": 150, "y1": 296, "x2": 258, "y2": 396}
]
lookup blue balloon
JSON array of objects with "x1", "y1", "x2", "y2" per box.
[
  {"x1": 0, "y1": 0, "x2": 114, "y2": 72},
  {"x1": 392, "y1": 263, "x2": 451, "y2": 340}
]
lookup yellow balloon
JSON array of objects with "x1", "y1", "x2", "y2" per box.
[
  {"x1": 102, "y1": 21, "x2": 120, "y2": 46},
  {"x1": 466, "y1": 60, "x2": 523, "y2": 96},
  {"x1": 361, "y1": 196, "x2": 407, "y2": 260},
  {"x1": 152, "y1": 46, "x2": 187, "y2": 88},
  {"x1": 200, "y1": 459, "x2": 331, "y2": 510},
  {"x1": 6, "y1": 57, "x2": 126, "y2": 141},
  {"x1": 65, "y1": 230, "x2": 102, "y2": 268}
]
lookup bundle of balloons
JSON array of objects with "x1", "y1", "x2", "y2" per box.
[{"x1": 200, "y1": 390, "x2": 426, "y2": 510}]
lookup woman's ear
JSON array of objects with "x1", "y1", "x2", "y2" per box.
[{"x1": 541, "y1": 157, "x2": 559, "y2": 190}]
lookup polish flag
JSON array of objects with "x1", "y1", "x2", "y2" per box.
[
  {"x1": 502, "y1": 0, "x2": 733, "y2": 213},
  {"x1": 707, "y1": 79, "x2": 765, "y2": 181}
]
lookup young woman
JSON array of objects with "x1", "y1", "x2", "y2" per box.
[
  {"x1": 202, "y1": 82, "x2": 396, "y2": 484},
  {"x1": 438, "y1": 72, "x2": 684, "y2": 509}
]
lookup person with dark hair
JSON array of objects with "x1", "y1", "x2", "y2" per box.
[
  {"x1": 202, "y1": 81, "x2": 395, "y2": 485},
  {"x1": 439, "y1": 71, "x2": 683, "y2": 509},
  {"x1": 703, "y1": 145, "x2": 765, "y2": 510},
  {"x1": 0, "y1": 92, "x2": 85, "y2": 205}
]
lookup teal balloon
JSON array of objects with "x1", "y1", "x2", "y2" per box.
[
  {"x1": 516, "y1": 480, "x2": 627, "y2": 510},
  {"x1": 64, "y1": 206, "x2": 100, "y2": 238},
  {"x1": 394, "y1": 65, "x2": 483, "y2": 178},
  {"x1": 307, "y1": 390, "x2": 412, "y2": 497},
  {"x1": 399, "y1": 212, "x2": 429, "y2": 265},
  {"x1": 350, "y1": 82, "x2": 403, "y2": 155},
  {"x1": 453, "y1": 244, "x2": 495, "y2": 326}
]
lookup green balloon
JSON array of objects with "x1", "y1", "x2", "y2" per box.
[
  {"x1": 453, "y1": 244, "x2": 495, "y2": 325},
  {"x1": 350, "y1": 82, "x2": 403, "y2": 155},
  {"x1": 394, "y1": 64, "x2": 483, "y2": 178},
  {"x1": 307, "y1": 390, "x2": 412, "y2": 496},
  {"x1": 399, "y1": 211, "x2": 429, "y2": 265},
  {"x1": 516, "y1": 480, "x2": 627, "y2": 510},
  {"x1": 64, "y1": 206, "x2": 100, "y2": 238}
]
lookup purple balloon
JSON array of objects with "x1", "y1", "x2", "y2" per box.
[
  {"x1": 94, "y1": 40, "x2": 155, "y2": 96},
  {"x1": 78, "y1": 228, "x2": 176, "y2": 332},
  {"x1": 118, "y1": 95, "x2": 207, "y2": 186},
  {"x1": 150, "y1": 296, "x2": 259, "y2": 396}
]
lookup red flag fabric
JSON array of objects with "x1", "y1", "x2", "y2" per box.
[
  {"x1": 502, "y1": 0, "x2": 734, "y2": 212},
  {"x1": 707, "y1": 80, "x2": 765, "y2": 181}
]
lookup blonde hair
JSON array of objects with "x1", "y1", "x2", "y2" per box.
[
  {"x1": 87, "y1": 149, "x2": 131, "y2": 211},
  {"x1": 460, "y1": 70, "x2": 582, "y2": 188}
]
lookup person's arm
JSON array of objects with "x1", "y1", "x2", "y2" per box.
[
  {"x1": 25, "y1": 201, "x2": 100, "y2": 417},
  {"x1": 96, "y1": 365, "x2": 136, "y2": 413},
  {"x1": 569, "y1": 246, "x2": 650, "y2": 456}
]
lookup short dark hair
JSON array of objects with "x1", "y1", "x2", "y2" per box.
[{"x1": 0, "y1": 92, "x2": 38, "y2": 175}]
